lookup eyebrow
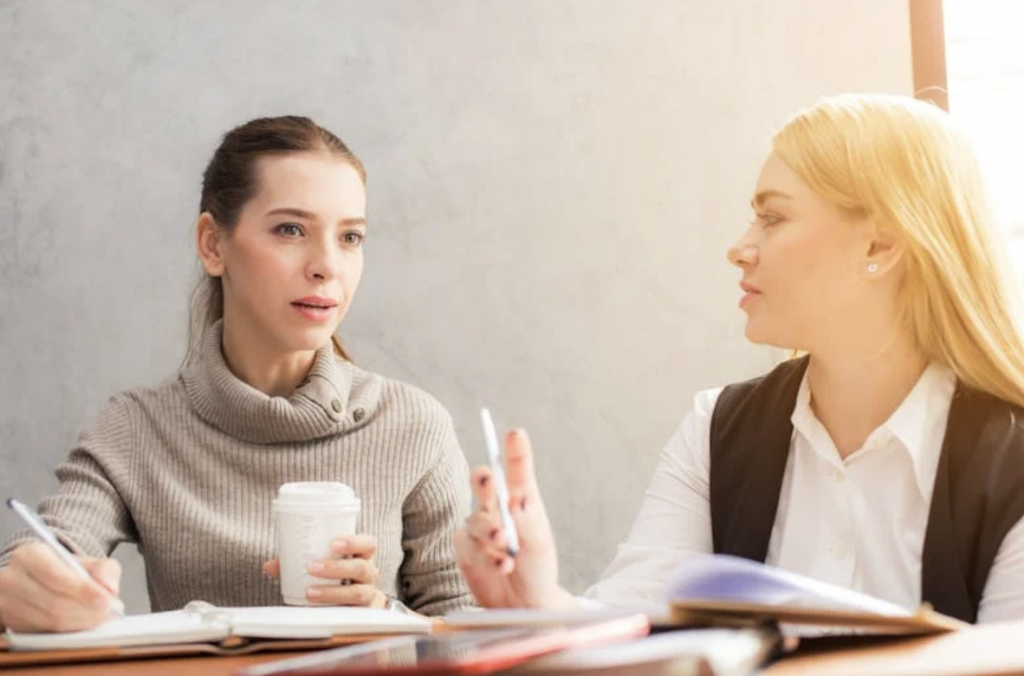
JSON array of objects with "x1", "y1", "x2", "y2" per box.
[
  {"x1": 265, "y1": 207, "x2": 366, "y2": 227},
  {"x1": 750, "y1": 189, "x2": 794, "y2": 209}
]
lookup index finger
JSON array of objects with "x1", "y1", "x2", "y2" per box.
[
  {"x1": 332, "y1": 534, "x2": 376, "y2": 558},
  {"x1": 504, "y1": 428, "x2": 539, "y2": 496},
  {"x1": 20, "y1": 544, "x2": 109, "y2": 605}
]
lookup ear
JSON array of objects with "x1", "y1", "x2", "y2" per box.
[
  {"x1": 864, "y1": 221, "x2": 903, "y2": 277},
  {"x1": 196, "y1": 212, "x2": 227, "y2": 277}
]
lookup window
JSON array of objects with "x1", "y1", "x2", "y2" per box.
[{"x1": 944, "y1": 1, "x2": 1024, "y2": 262}]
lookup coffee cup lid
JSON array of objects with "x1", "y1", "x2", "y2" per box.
[{"x1": 274, "y1": 482, "x2": 360, "y2": 506}]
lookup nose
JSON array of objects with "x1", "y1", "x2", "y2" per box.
[
  {"x1": 727, "y1": 226, "x2": 758, "y2": 269},
  {"x1": 306, "y1": 238, "x2": 344, "y2": 283}
]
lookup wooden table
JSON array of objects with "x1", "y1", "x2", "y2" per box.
[
  {"x1": 3, "y1": 653, "x2": 281, "y2": 675},
  {"x1": 7, "y1": 621, "x2": 1024, "y2": 676},
  {"x1": 764, "y1": 621, "x2": 1024, "y2": 676}
]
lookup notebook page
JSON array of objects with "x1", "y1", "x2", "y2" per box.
[
  {"x1": 6, "y1": 610, "x2": 229, "y2": 651},
  {"x1": 670, "y1": 555, "x2": 913, "y2": 616},
  {"x1": 222, "y1": 606, "x2": 432, "y2": 639},
  {"x1": 445, "y1": 604, "x2": 672, "y2": 628},
  {"x1": 508, "y1": 628, "x2": 774, "y2": 674}
]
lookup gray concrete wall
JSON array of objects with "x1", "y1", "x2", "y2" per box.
[{"x1": 0, "y1": 1, "x2": 913, "y2": 612}]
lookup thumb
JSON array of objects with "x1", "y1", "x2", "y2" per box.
[{"x1": 82, "y1": 557, "x2": 122, "y2": 596}]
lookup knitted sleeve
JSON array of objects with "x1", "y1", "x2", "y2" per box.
[
  {"x1": 397, "y1": 409, "x2": 476, "y2": 615},
  {"x1": 0, "y1": 397, "x2": 139, "y2": 568}
]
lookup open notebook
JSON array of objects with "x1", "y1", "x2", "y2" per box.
[
  {"x1": 443, "y1": 608, "x2": 779, "y2": 676},
  {"x1": 506, "y1": 628, "x2": 779, "y2": 676},
  {"x1": 445, "y1": 605, "x2": 674, "y2": 630},
  {"x1": 668, "y1": 555, "x2": 967, "y2": 635},
  {"x1": 0, "y1": 601, "x2": 431, "y2": 666}
]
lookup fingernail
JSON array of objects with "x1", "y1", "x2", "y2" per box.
[
  {"x1": 307, "y1": 587, "x2": 324, "y2": 599},
  {"x1": 91, "y1": 594, "x2": 110, "y2": 609},
  {"x1": 332, "y1": 540, "x2": 348, "y2": 552},
  {"x1": 500, "y1": 558, "x2": 515, "y2": 574},
  {"x1": 308, "y1": 562, "x2": 325, "y2": 574}
]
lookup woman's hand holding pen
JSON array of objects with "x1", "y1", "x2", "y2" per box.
[
  {"x1": 454, "y1": 428, "x2": 578, "y2": 609},
  {"x1": 0, "y1": 542, "x2": 123, "y2": 632},
  {"x1": 262, "y1": 534, "x2": 387, "y2": 608}
]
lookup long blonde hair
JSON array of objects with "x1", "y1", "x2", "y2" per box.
[{"x1": 773, "y1": 94, "x2": 1024, "y2": 409}]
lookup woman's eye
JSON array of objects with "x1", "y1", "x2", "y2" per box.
[
  {"x1": 343, "y1": 231, "x2": 365, "y2": 246},
  {"x1": 753, "y1": 212, "x2": 782, "y2": 228},
  {"x1": 274, "y1": 223, "x2": 304, "y2": 237}
]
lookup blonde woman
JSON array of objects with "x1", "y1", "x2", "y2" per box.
[{"x1": 455, "y1": 94, "x2": 1024, "y2": 623}]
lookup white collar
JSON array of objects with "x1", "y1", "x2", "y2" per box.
[{"x1": 790, "y1": 361, "x2": 957, "y2": 500}]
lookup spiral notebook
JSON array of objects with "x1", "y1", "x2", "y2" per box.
[{"x1": 0, "y1": 601, "x2": 432, "y2": 667}]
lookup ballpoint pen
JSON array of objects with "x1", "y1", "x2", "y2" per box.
[
  {"x1": 6, "y1": 498, "x2": 125, "y2": 617},
  {"x1": 480, "y1": 408, "x2": 520, "y2": 557}
]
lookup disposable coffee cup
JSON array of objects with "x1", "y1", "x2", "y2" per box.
[{"x1": 273, "y1": 482, "x2": 361, "y2": 606}]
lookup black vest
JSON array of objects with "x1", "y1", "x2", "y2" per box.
[{"x1": 709, "y1": 356, "x2": 1024, "y2": 623}]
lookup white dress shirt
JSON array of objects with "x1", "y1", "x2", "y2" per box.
[{"x1": 584, "y1": 362, "x2": 1024, "y2": 622}]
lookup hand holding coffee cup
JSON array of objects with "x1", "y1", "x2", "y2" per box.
[
  {"x1": 262, "y1": 535, "x2": 385, "y2": 607},
  {"x1": 262, "y1": 482, "x2": 386, "y2": 608}
]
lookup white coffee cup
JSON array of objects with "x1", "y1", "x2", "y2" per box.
[{"x1": 273, "y1": 482, "x2": 361, "y2": 606}]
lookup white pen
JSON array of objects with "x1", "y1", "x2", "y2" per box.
[
  {"x1": 6, "y1": 498, "x2": 125, "y2": 617},
  {"x1": 480, "y1": 408, "x2": 520, "y2": 557}
]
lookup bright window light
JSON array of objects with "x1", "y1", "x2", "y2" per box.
[{"x1": 944, "y1": 1, "x2": 1024, "y2": 266}]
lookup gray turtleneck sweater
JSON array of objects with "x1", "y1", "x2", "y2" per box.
[{"x1": 0, "y1": 323, "x2": 474, "y2": 615}]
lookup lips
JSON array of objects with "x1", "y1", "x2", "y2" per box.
[
  {"x1": 738, "y1": 280, "x2": 761, "y2": 309},
  {"x1": 292, "y1": 296, "x2": 338, "y2": 310},
  {"x1": 739, "y1": 281, "x2": 761, "y2": 295},
  {"x1": 291, "y1": 296, "x2": 340, "y2": 323}
]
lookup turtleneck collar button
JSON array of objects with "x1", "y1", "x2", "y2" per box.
[{"x1": 181, "y1": 320, "x2": 357, "y2": 444}]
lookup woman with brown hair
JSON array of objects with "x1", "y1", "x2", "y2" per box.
[{"x1": 0, "y1": 116, "x2": 473, "y2": 632}]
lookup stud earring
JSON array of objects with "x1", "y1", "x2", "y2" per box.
[{"x1": 867, "y1": 263, "x2": 879, "y2": 273}]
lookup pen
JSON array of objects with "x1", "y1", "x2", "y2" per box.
[
  {"x1": 6, "y1": 498, "x2": 125, "y2": 617},
  {"x1": 480, "y1": 408, "x2": 520, "y2": 557}
]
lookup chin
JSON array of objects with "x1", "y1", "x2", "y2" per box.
[
  {"x1": 267, "y1": 324, "x2": 339, "y2": 355},
  {"x1": 743, "y1": 322, "x2": 768, "y2": 344},
  {"x1": 744, "y1": 320, "x2": 782, "y2": 347},
  {"x1": 293, "y1": 328, "x2": 338, "y2": 352}
]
